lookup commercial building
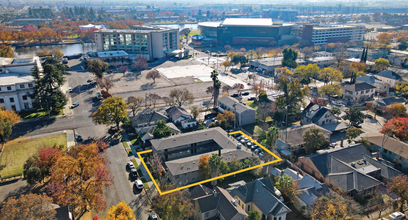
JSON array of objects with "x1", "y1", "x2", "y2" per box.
[
  {"x1": 94, "y1": 26, "x2": 179, "y2": 60},
  {"x1": 298, "y1": 24, "x2": 364, "y2": 46},
  {"x1": 0, "y1": 55, "x2": 41, "y2": 112},
  {"x1": 150, "y1": 127, "x2": 254, "y2": 186},
  {"x1": 78, "y1": 24, "x2": 105, "y2": 32},
  {"x1": 198, "y1": 18, "x2": 297, "y2": 46}
]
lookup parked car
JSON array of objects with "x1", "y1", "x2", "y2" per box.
[
  {"x1": 388, "y1": 212, "x2": 405, "y2": 220},
  {"x1": 75, "y1": 134, "x2": 83, "y2": 142},
  {"x1": 71, "y1": 101, "x2": 79, "y2": 108},
  {"x1": 354, "y1": 124, "x2": 362, "y2": 128},
  {"x1": 254, "y1": 148, "x2": 263, "y2": 154},
  {"x1": 127, "y1": 162, "x2": 135, "y2": 170},
  {"x1": 110, "y1": 125, "x2": 117, "y2": 131},
  {"x1": 96, "y1": 92, "x2": 103, "y2": 100},
  {"x1": 130, "y1": 169, "x2": 138, "y2": 178},
  {"x1": 335, "y1": 116, "x2": 342, "y2": 120},
  {"x1": 248, "y1": 96, "x2": 256, "y2": 101},
  {"x1": 134, "y1": 179, "x2": 144, "y2": 189},
  {"x1": 68, "y1": 87, "x2": 73, "y2": 93},
  {"x1": 332, "y1": 101, "x2": 341, "y2": 106},
  {"x1": 242, "y1": 92, "x2": 249, "y2": 96},
  {"x1": 231, "y1": 93, "x2": 239, "y2": 97},
  {"x1": 365, "y1": 114, "x2": 373, "y2": 119},
  {"x1": 148, "y1": 213, "x2": 159, "y2": 220}
]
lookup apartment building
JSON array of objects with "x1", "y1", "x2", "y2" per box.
[
  {"x1": 94, "y1": 26, "x2": 179, "y2": 60},
  {"x1": 310, "y1": 25, "x2": 364, "y2": 45}
]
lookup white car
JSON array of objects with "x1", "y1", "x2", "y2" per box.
[
  {"x1": 127, "y1": 162, "x2": 135, "y2": 170},
  {"x1": 332, "y1": 101, "x2": 341, "y2": 106},
  {"x1": 68, "y1": 87, "x2": 73, "y2": 93},
  {"x1": 389, "y1": 212, "x2": 405, "y2": 220},
  {"x1": 134, "y1": 179, "x2": 144, "y2": 189},
  {"x1": 71, "y1": 101, "x2": 79, "y2": 108}
]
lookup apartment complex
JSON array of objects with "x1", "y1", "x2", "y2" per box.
[{"x1": 94, "y1": 26, "x2": 179, "y2": 60}]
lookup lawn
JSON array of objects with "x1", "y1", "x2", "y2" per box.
[
  {"x1": 141, "y1": 178, "x2": 150, "y2": 190},
  {"x1": 241, "y1": 123, "x2": 257, "y2": 135},
  {"x1": 181, "y1": 29, "x2": 201, "y2": 38},
  {"x1": 131, "y1": 159, "x2": 143, "y2": 177},
  {"x1": 0, "y1": 134, "x2": 67, "y2": 178},
  {"x1": 130, "y1": 136, "x2": 140, "y2": 146},
  {"x1": 20, "y1": 109, "x2": 63, "y2": 120},
  {"x1": 122, "y1": 141, "x2": 132, "y2": 155},
  {"x1": 245, "y1": 101, "x2": 258, "y2": 110}
]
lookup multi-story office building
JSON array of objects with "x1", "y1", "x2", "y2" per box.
[
  {"x1": 299, "y1": 24, "x2": 365, "y2": 46},
  {"x1": 0, "y1": 55, "x2": 41, "y2": 112},
  {"x1": 94, "y1": 26, "x2": 179, "y2": 60}
]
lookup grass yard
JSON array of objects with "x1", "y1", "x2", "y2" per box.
[
  {"x1": 245, "y1": 101, "x2": 258, "y2": 110},
  {"x1": 141, "y1": 178, "x2": 150, "y2": 189},
  {"x1": 0, "y1": 134, "x2": 67, "y2": 178},
  {"x1": 130, "y1": 136, "x2": 140, "y2": 146},
  {"x1": 122, "y1": 141, "x2": 132, "y2": 155},
  {"x1": 131, "y1": 159, "x2": 143, "y2": 177},
  {"x1": 20, "y1": 109, "x2": 63, "y2": 120}
]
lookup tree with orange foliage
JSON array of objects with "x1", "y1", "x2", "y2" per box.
[
  {"x1": 0, "y1": 109, "x2": 20, "y2": 142},
  {"x1": 310, "y1": 194, "x2": 361, "y2": 220},
  {"x1": 381, "y1": 117, "x2": 408, "y2": 142},
  {"x1": 387, "y1": 175, "x2": 408, "y2": 212},
  {"x1": 47, "y1": 143, "x2": 113, "y2": 217},
  {"x1": 0, "y1": 193, "x2": 56, "y2": 219},
  {"x1": 198, "y1": 154, "x2": 210, "y2": 179},
  {"x1": 104, "y1": 201, "x2": 136, "y2": 220},
  {"x1": 377, "y1": 32, "x2": 393, "y2": 46},
  {"x1": 37, "y1": 146, "x2": 63, "y2": 177}
]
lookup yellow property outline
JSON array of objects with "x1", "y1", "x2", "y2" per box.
[{"x1": 137, "y1": 130, "x2": 282, "y2": 195}]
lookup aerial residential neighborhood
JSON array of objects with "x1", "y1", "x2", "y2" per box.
[{"x1": 1, "y1": 1, "x2": 408, "y2": 220}]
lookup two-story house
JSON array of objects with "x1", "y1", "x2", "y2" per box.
[
  {"x1": 165, "y1": 106, "x2": 197, "y2": 128},
  {"x1": 356, "y1": 74, "x2": 390, "y2": 94},
  {"x1": 301, "y1": 103, "x2": 335, "y2": 126},
  {"x1": 131, "y1": 109, "x2": 168, "y2": 127},
  {"x1": 342, "y1": 82, "x2": 376, "y2": 101},
  {"x1": 375, "y1": 70, "x2": 402, "y2": 88},
  {"x1": 218, "y1": 96, "x2": 256, "y2": 126}
]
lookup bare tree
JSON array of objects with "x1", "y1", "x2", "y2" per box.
[
  {"x1": 222, "y1": 85, "x2": 232, "y2": 94},
  {"x1": 146, "y1": 69, "x2": 161, "y2": 83},
  {"x1": 148, "y1": 93, "x2": 161, "y2": 108},
  {"x1": 132, "y1": 55, "x2": 148, "y2": 75},
  {"x1": 248, "y1": 73, "x2": 258, "y2": 84},
  {"x1": 233, "y1": 83, "x2": 244, "y2": 93},
  {"x1": 333, "y1": 47, "x2": 348, "y2": 68},
  {"x1": 147, "y1": 152, "x2": 164, "y2": 178},
  {"x1": 127, "y1": 96, "x2": 143, "y2": 116},
  {"x1": 118, "y1": 65, "x2": 128, "y2": 76},
  {"x1": 169, "y1": 89, "x2": 195, "y2": 107},
  {"x1": 97, "y1": 77, "x2": 114, "y2": 92}
]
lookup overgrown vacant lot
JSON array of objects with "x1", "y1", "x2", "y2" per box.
[{"x1": 0, "y1": 134, "x2": 67, "y2": 178}]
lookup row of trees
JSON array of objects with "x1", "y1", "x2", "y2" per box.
[{"x1": 0, "y1": 28, "x2": 64, "y2": 44}]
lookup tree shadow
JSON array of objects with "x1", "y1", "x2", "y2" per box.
[
  {"x1": 70, "y1": 84, "x2": 96, "y2": 98},
  {"x1": 3, "y1": 182, "x2": 32, "y2": 202},
  {"x1": 9, "y1": 117, "x2": 57, "y2": 140},
  {"x1": 141, "y1": 83, "x2": 157, "y2": 90}
]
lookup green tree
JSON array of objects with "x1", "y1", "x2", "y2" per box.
[
  {"x1": 229, "y1": 158, "x2": 242, "y2": 172},
  {"x1": 374, "y1": 58, "x2": 390, "y2": 72},
  {"x1": 209, "y1": 153, "x2": 222, "y2": 186},
  {"x1": 258, "y1": 92, "x2": 271, "y2": 103},
  {"x1": 331, "y1": 106, "x2": 341, "y2": 116},
  {"x1": 318, "y1": 67, "x2": 343, "y2": 84},
  {"x1": 281, "y1": 48, "x2": 298, "y2": 68},
  {"x1": 191, "y1": 106, "x2": 199, "y2": 119},
  {"x1": 87, "y1": 59, "x2": 109, "y2": 78},
  {"x1": 92, "y1": 97, "x2": 128, "y2": 129},
  {"x1": 31, "y1": 57, "x2": 68, "y2": 113},
  {"x1": 342, "y1": 107, "x2": 365, "y2": 127},
  {"x1": 232, "y1": 54, "x2": 248, "y2": 68},
  {"x1": 26, "y1": 166, "x2": 42, "y2": 185},
  {"x1": 246, "y1": 210, "x2": 261, "y2": 220},
  {"x1": 275, "y1": 174, "x2": 299, "y2": 204},
  {"x1": 294, "y1": 64, "x2": 319, "y2": 84},
  {"x1": 346, "y1": 127, "x2": 363, "y2": 144},
  {"x1": 152, "y1": 120, "x2": 172, "y2": 139},
  {"x1": 303, "y1": 128, "x2": 329, "y2": 153},
  {"x1": 261, "y1": 126, "x2": 279, "y2": 162},
  {"x1": 396, "y1": 81, "x2": 408, "y2": 97},
  {"x1": 211, "y1": 70, "x2": 221, "y2": 107},
  {"x1": 318, "y1": 84, "x2": 342, "y2": 102},
  {"x1": 0, "y1": 109, "x2": 20, "y2": 142}
]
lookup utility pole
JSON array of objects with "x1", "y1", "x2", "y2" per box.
[{"x1": 285, "y1": 106, "x2": 288, "y2": 143}]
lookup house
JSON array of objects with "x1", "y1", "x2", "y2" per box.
[
  {"x1": 342, "y1": 82, "x2": 376, "y2": 101},
  {"x1": 131, "y1": 109, "x2": 168, "y2": 127},
  {"x1": 150, "y1": 127, "x2": 256, "y2": 186},
  {"x1": 364, "y1": 133, "x2": 408, "y2": 173},
  {"x1": 301, "y1": 103, "x2": 336, "y2": 126},
  {"x1": 356, "y1": 74, "x2": 390, "y2": 94},
  {"x1": 375, "y1": 70, "x2": 402, "y2": 88},
  {"x1": 135, "y1": 122, "x2": 180, "y2": 144},
  {"x1": 272, "y1": 168, "x2": 330, "y2": 215},
  {"x1": 376, "y1": 96, "x2": 406, "y2": 107},
  {"x1": 297, "y1": 144, "x2": 398, "y2": 198},
  {"x1": 181, "y1": 118, "x2": 197, "y2": 129},
  {"x1": 228, "y1": 177, "x2": 291, "y2": 220},
  {"x1": 279, "y1": 124, "x2": 332, "y2": 152},
  {"x1": 218, "y1": 96, "x2": 256, "y2": 126},
  {"x1": 165, "y1": 106, "x2": 192, "y2": 124},
  {"x1": 191, "y1": 185, "x2": 247, "y2": 220}
]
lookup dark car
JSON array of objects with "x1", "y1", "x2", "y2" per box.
[
  {"x1": 148, "y1": 213, "x2": 159, "y2": 220},
  {"x1": 130, "y1": 169, "x2": 138, "y2": 178},
  {"x1": 365, "y1": 114, "x2": 373, "y2": 119},
  {"x1": 354, "y1": 124, "x2": 362, "y2": 128},
  {"x1": 231, "y1": 93, "x2": 239, "y2": 97},
  {"x1": 75, "y1": 134, "x2": 83, "y2": 142},
  {"x1": 242, "y1": 92, "x2": 249, "y2": 96},
  {"x1": 248, "y1": 96, "x2": 256, "y2": 101}
]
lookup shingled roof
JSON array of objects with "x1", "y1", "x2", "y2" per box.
[
  {"x1": 219, "y1": 96, "x2": 255, "y2": 114},
  {"x1": 377, "y1": 70, "x2": 402, "y2": 80}
]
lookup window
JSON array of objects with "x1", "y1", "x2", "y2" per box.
[
  {"x1": 20, "y1": 84, "x2": 25, "y2": 88},
  {"x1": 205, "y1": 212, "x2": 209, "y2": 218},
  {"x1": 7, "y1": 86, "x2": 11, "y2": 90},
  {"x1": 384, "y1": 149, "x2": 388, "y2": 153},
  {"x1": 389, "y1": 151, "x2": 393, "y2": 156},
  {"x1": 9, "y1": 97, "x2": 14, "y2": 103},
  {"x1": 28, "y1": 83, "x2": 33, "y2": 88},
  {"x1": 24, "y1": 103, "x2": 30, "y2": 109},
  {"x1": 22, "y1": 95, "x2": 27, "y2": 100},
  {"x1": 0, "y1": 98, "x2": 3, "y2": 103}
]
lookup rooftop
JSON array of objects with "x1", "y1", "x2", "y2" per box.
[
  {"x1": 219, "y1": 96, "x2": 255, "y2": 114},
  {"x1": 279, "y1": 124, "x2": 332, "y2": 146},
  {"x1": 0, "y1": 73, "x2": 34, "y2": 86},
  {"x1": 343, "y1": 82, "x2": 376, "y2": 92},
  {"x1": 198, "y1": 21, "x2": 222, "y2": 28},
  {"x1": 97, "y1": 51, "x2": 129, "y2": 58},
  {"x1": 221, "y1": 18, "x2": 273, "y2": 27},
  {"x1": 364, "y1": 134, "x2": 408, "y2": 160},
  {"x1": 377, "y1": 70, "x2": 402, "y2": 80}
]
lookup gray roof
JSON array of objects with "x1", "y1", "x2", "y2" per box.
[
  {"x1": 364, "y1": 134, "x2": 408, "y2": 161},
  {"x1": 279, "y1": 124, "x2": 332, "y2": 146},
  {"x1": 135, "y1": 122, "x2": 180, "y2": 142},
  {"x1": 302, "y1": 103, "x2": 330, "y2": 123},
  {"x1": 190, "y1": 185, "x2": 214, "y2": 199},
  {"x1": 321, "y1": 122, "x2": 349, "y2": 132},
  {"x1": 362, "y1": 154, "x2": 402, "y2": 180},
  {"x1": 165, "y1": 149, "x2": 254, "y2": 176},
  {"x1": 353, "y1": 82, "x2": 377, "y2": 91},
  {"x1": 193, "y1": 186, "x2": 247, "y2": 219},
  {"x1": 377, "y1": 96, "x2": 406, "y2": 106},
  {"x1": 131, "y1": 110, "x2": 168, "y2": 125},
  {"x1": 150, "y1": 127, "x2": 238, "y2": 151},
  {"x1": 377, "y1": 70, "x2": 402, "y2": 80},
  {"x1": 0, "y1": 73, "x2": 34, "y2": 86},
  {"x1": 221, "y1": 18, "x2": 273, "y2": 27},
  {"x1": 356, "y1": 74, "x2": 387, "y2": 86},
  {"x1": 229, "y1": 178, "x2": 291, "y2": 216},
  {"x1": 165, "y1": 106, "x2": 190, "y2": 120},
  {"x1": 219, "y1": 96, "x2": 255, "y2": 114}
]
